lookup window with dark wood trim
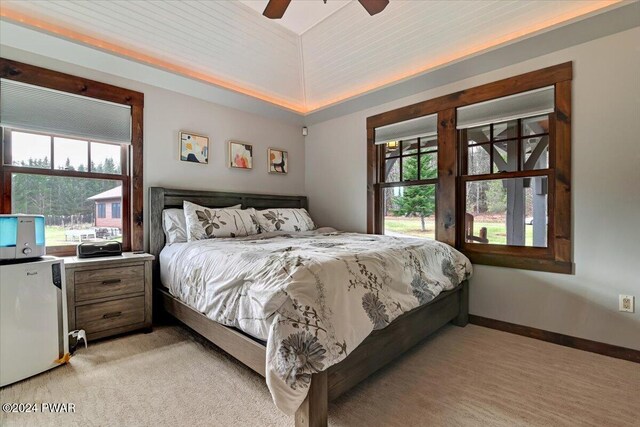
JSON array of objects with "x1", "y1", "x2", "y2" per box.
[
  {"x1": 378, "y1": 124, "x2": 439, "y2": 239},
  {"x1": 367, "y1": 63, "x2": 572, "y2": 274},
  {"x1": 0, "y1": 58, "x2": 144, "y2": 255}
]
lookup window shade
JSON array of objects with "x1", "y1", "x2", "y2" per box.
[
  {"x1": 457, "y1": 86, "x2": 554, "y2": 130},
  {"x1": 374, "y1": 113, "x2": 437, "y2": 145},
  {"x1": 0, "y1": 78, "x2": 132, "y2": 144}
]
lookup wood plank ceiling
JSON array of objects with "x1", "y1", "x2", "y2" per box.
[{"x1": 0, "y1": 0, "x2": 620, "y2": 113}]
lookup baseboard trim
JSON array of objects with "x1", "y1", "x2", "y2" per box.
[{"x1": 469, "y1": 315, "x2": 639, "y2": 364}]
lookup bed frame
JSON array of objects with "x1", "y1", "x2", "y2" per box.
[{"x1": 149, "y1": 187, "x2": 469, "y2": 427}]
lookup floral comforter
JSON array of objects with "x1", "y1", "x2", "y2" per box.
[{"x1": 162, "y1": 229, "x2": 472, "y2": 414}]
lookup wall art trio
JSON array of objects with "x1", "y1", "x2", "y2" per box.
[{"x1": 179, "y1": 131, "x2": 287, "y2": 174}]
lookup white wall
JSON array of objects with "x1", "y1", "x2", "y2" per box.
[
  {"x1": 142, "y1": 85, "x2": 306, "y2": 247},
  {"x1": 305, "y1": 28, "x2": 640, "y2": 350},
  {"x1": 0, "y1": 47, "x2": 306, "y2": 248}
]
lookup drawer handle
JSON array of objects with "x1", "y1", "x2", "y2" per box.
[
  {"x1": 102, "y1": 279, "x2": 122, "y2": 285},
  {"x1": 102, "y1": 311, "x2": 122, "y2": 319}
]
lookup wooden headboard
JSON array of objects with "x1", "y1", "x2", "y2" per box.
[{"x1": 148, "y1": 187, "x2": 308, "y2": 284}]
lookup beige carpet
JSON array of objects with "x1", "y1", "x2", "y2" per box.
[{"x1": 1, "y1": 324, "x2": 638, "y2": 427}]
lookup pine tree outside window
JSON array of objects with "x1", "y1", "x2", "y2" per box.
[{"x1": 376, "y1": 114, "x2": 439, "y2": 239}]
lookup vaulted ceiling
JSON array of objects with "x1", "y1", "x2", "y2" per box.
[{"x1": 0, "y1": 0, "x2": 621, "y2": 114}]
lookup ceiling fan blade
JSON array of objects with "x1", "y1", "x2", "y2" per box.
[
  {"x1": 263, "y1": 0, "x2": 291, "y2": 19},
  {"x1": 358, "y1": 0, "x2": 389, "y2": 16}
]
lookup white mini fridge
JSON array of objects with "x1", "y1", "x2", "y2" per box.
[{"x1": 0, "y1": 257, "x2": 69, "y2": 387}]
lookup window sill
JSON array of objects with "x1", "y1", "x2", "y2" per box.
[
  {"x1": 463, "y1": 251, "x2": 573, "y2": 274},
  {"x1": 45, "y1": 246, "x2": 79, "y2": 257}
]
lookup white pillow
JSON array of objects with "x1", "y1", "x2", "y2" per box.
[
  {"x1": 255, "y1": 208, "x2": 315, "y2": 232},
  {"x1": 163, "y1": 204, "x2": 240, "y2": 244},
  {"x1": 183, "y1": 201, "x2": 259, "y2": 240}
]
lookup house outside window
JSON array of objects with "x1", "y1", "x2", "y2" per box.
[{"x1": 89, "y1": 187, "x2": 122, "y2": 239}]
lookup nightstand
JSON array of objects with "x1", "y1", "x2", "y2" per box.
[{"x1": 63, "y1": 253, "x2": 154, "y2": 341}]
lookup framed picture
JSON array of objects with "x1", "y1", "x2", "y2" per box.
[
  {"x1": 180, "y1": 131, "x2": 209, "y2": 164},
  {"x1": 229, "y1": 141, "x2": 253, "y2": 169},
  {"x1": 268, "y1": 148, "x2": 288, "y2": 174}
]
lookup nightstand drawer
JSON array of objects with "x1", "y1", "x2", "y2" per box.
[
  {"x1": 74, "y1": 265, "x2": 144, "y2": 284},
  {"x1": 76, "y1": 296, "x2": 145, "y2": 335},
  {"x1": 64, "y1": 253, "x2": 154, "y2": 341},
  {"x1": 75, "y1": 277, "x2": 144, "y2": 302}
]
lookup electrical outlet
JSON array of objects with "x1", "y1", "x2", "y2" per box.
[{"x1": 619, "y1": 295, "x2": 635, "y2": 313}]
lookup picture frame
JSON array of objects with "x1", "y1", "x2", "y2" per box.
[
  {"x1": 179, "y1": 131, "x2": 209, "y2": 165},
  {"x1": 268, "y1": 148, "x2": 288, "y2": 174},
  {"x1": 228, "y1": 140, "x2": 253, "y2": 170}
]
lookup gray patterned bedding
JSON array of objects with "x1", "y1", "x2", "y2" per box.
[{"x1": 160, "y1": 228, "x2": 472, "y2": 414}]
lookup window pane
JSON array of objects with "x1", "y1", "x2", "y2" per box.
[
  {"x1": 492, "y1": 120, "x2": 517, "y2": 140},
  {"x1": 492, "y1": 141, "x2": 518, "y2": 173},
  {"x1": 91, "y1": 142, "x2": 122, "y2": 174},
  {"x1": 54, "y1": 137, "x2": 88, "y2": 171},
  {"x1": 522, "y1": 115, "x2": 549, "y2": 136},
  {"x1": 11, "y1": 173, "x2": 123, "y2": 246},
  {"x1": 419, "y1": 136, "x2": 437, "y2": 152},
  {"x1": 467, "y1": 144, "x2": 490, "y2": 175},
  {"x1": 465, "y1": 177, "x2": 548, "y2": 247},
  {"x1": 465, "y1": 181, "x2": 488, "y2": 214},
  {"x1": 402, "y1": 156, "x2": 419, "y2": 181},
  {"x1": 383, "y1": 185, "x2": 436, "y2": 239},
  {"x1": 401, "y1": 139, "x2": 418, "y2": 155},
  {"x1": 464, "y1": 125, "x2": 491, "y2": 145},
  {"x1": 523, "y1": 136, "x2": 549, "y2": 170},
  {"x1": 419, "y1": 152, "x2": 438, "y2": 179},
  {"x1": 385, "y1": 141, "x2": 400, "y2": 158},
  {"x1": 384, "y1": 157, "x2": 400, "y2": 182},
  {"x1": 9, "y1": 131, "x2": 51, "y2": 168}
]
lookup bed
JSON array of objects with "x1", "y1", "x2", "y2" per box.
[{"x1": 149, "y1": 187, "x2": 471, "y2": 427}]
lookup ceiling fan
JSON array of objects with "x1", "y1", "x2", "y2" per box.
[{"x1": 263, "y1": 0, "x2": 389, "y2": 19}]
